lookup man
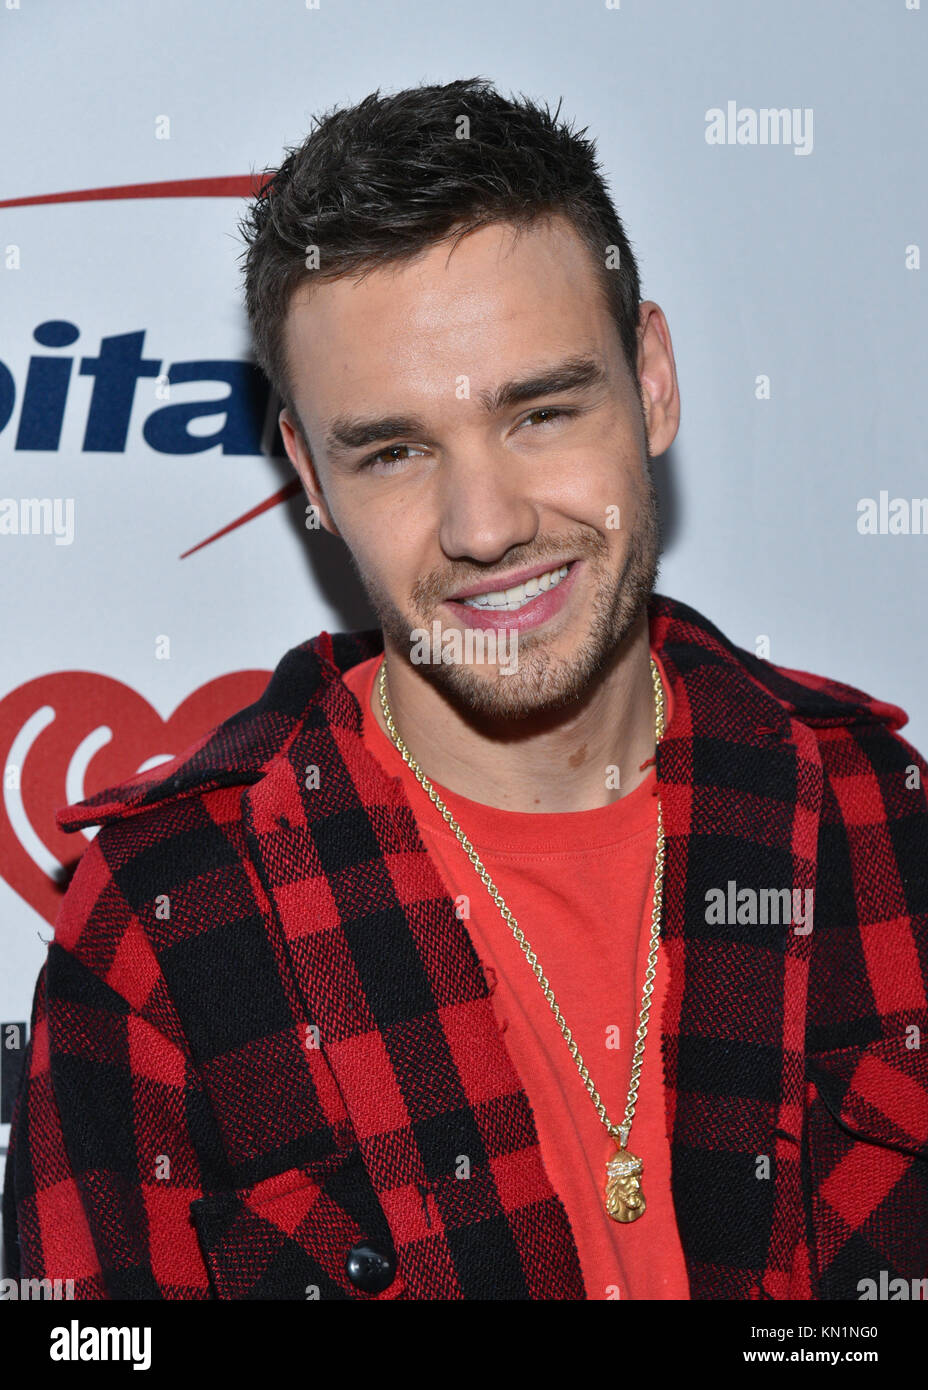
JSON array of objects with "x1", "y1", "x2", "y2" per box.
[{"x1": 4, "y1": 77, "x2": 927, "y2": 1301}]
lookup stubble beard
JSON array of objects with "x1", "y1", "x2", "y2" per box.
[{"x1": 349, "y1": 465, "x2": 662, "y2": 723}]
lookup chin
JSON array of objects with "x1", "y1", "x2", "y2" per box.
[{"x1": 423, "y1": 647, "x2": 597, "y2": 722}]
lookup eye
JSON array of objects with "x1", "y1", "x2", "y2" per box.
[
  {"x1": 522, "y1": 407, "x2": 575, "y2": 429},
  {"x1": 358, "y1": 443, "x2": 426, "y2": 473}
]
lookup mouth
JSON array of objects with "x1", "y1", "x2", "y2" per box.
[
  {"x1": 442, "y1": 559, "x2": 582, "y2": 635},
  {"x1": 449, "y1": 560, "x2": 575, "y2": 614}
]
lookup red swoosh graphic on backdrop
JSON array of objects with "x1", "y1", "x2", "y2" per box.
[
  {"x1": 0, "y1": 176, "x2": 261, "y2": 208},
  {"x1": 2, "y1": 174, "x2": 299, "y2": 556},
  {"x1": 179, "y1": 480, "x2": 303, "y2": 557}
]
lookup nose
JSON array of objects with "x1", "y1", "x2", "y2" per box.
[{"x1": 436, "y1": 442, "x2": 538, "y2": 566}]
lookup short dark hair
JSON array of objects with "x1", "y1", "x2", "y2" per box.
[{"x1": 238, "y1": 76, "x2": 643, "y2": 437}]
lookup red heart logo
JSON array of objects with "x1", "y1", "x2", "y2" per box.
[{"x1": 0, "y1": 670, "x2": 270, "y2": 926}]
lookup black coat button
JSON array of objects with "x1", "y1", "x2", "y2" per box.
[{"x1": 345, "y1": 1242, "x2": 396, "y2": 1293}]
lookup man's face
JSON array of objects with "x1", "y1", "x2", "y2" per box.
[{"x1": 280, "y1": 214, "x2": 679, "y2": 720}]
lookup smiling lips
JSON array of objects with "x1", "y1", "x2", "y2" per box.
[{"x1": 454, "y1": 562, "x2": 572, "y2": 613}]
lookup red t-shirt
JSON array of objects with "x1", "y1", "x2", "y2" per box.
[{"x1": 341, "y1": 650, "x2": 689, "y2": 1300}]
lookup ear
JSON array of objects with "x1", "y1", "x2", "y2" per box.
[
  {"x1": 635, "y1": 302, "x2": 681, "y2": 459},
  {"x1": 278, "y1": 407, "x2": 341, "y2": 538}
]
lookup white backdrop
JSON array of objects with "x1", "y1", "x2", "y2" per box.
[{"x1": 1, "y1": 0, "x2": 926, "y2": 1220}]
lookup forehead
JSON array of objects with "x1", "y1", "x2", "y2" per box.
[{"x1": 283, "y1": 215, "x2": 614, "y2": 417}]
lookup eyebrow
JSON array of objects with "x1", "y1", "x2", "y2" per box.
[{"x1": 322, "y1": 354, "x2": 608, "y2": 458}]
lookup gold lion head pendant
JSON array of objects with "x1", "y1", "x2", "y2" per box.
[{"x1": 605, "y1": 1150, "x2": 646, "y2": 1223}]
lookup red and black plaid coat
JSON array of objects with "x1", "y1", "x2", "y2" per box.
[{"x1": 4, "y1": 592, "x2": 928, "y2": 1299}]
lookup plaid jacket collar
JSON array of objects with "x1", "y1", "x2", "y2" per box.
[{"x1": 58, "y1": 591, "x2": 916, "y2": 1299}]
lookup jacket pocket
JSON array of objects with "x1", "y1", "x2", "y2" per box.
[
  {"x1": 189, "y1": 1146, "x2": 405, "y2": 1300},
  {"x1": 806, "y1": 1034, "x2": 928, "y2": 1157},
  {"x1": 805, "y1": 1036, "x2": 928, "y2": 1298}
]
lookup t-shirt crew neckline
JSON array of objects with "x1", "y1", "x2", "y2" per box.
[{"x1": 342, "y1": 647, "x2": 674, "y2": 855}]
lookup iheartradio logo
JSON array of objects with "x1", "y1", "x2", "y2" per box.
[{"x1": 0, "y1": 668, "x2": 269, "y2": 926}]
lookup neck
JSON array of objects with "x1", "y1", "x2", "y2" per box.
[{"x1": 369, "y1": 609, "x2": 657, "y2": 813}]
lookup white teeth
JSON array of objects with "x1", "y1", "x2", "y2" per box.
[{"x1": 459, "y1": 564, "x2": 570, "y2": 611}]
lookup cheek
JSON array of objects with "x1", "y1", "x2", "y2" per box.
[
  {"x1": 549, "y1": 452, "x2": 641, "y2": 535},
  {"x1": 554, "y1": 431, "x2": 642, "y2": 503},
  {"x1": 345, "y1": 516, "x2": 424, "y2": 594}
]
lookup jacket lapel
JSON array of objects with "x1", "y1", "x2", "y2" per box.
[
  {"x1": 238, "y1": 632, "x2": 586, "y2": 1299},
  {"x1": 650, "y1": 599, "x2": 821, "y2": 1298}
]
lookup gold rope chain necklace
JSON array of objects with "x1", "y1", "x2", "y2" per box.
[{"x1": 377, "y1": 653, "x2": 666, "y2": 1224}]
